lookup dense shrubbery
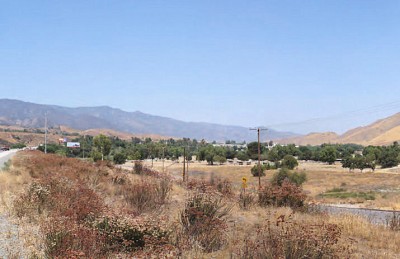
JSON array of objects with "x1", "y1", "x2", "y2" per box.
[
  {"x1": 12, "y1": 152, "x2": 174, "y2": 257},
  {"x1": 236, "y1": 216, "x2": 352, "y2": 258}
]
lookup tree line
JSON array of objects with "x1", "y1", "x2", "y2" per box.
[{"x1": 37, "y1": 135, "x2": 400, "y2": 170}]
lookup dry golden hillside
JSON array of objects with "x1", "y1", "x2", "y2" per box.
[
  {"x1": 340, "y1": 113, "x2": 400, "y2": 145},
  {"x1": 369, "y1": 125, "x2": 400, "y2": 146},
  {"x1": 278, "y1": 132, "x2": 339, "y2": 145},
  {"x1": 0, "y1": 125, "x2": 172, "y2": 146},
  {"x1": 278, "y1": 112, "x2": 400, "y2": 146}
]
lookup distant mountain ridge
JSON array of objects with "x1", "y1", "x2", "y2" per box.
[
  {"x1": 278, "y1": 112, "x2": 400, "y2": 146},
  {"x1": 0, "y1": 99, "x2": 298, "y2": 142}
]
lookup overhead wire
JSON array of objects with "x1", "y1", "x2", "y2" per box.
[{"x1": 265, "y1": 99, "x2": 400, "y2": 129}]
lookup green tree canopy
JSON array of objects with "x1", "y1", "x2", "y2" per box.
[
  {"x1": 320, "y1": 146, "x2": 337, "y2": 165},
  {"x1": 93, "y1": 134, "x2": 112, "y2": 161},
  {"x1": 281, "y1": 155, "x2": 298, "y2": 170}
]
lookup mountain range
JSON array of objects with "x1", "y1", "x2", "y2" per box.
[
  {"x1": 0, "y1": 99, "x2": 296, "y2": 142},
  {"x1": 2, "y1": 99, "x2": 400, "y2": 146}
]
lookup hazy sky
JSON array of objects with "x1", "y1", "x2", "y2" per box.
[{"x1": 1, "y1": 1, "x2": 400, "y2": 134}]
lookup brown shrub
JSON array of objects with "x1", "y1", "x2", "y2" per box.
[
  {"x1": 258, "y1": 179, "x2": 307, "y2": 209},
  {"x1": 187, "y1": 176, "x2": 233, "y2": 197},
  {"x1": 239, "y1": 189, "x2": 256, "y2": 210},
  {"x1": 14, "y1": 177, "x2": 104, "y2": 222},
  {"x1": 121, "y1": 178, "x2": 172, "y2": 214},
  {"x1": 235, "y1": 216, "x2": 352, "y2": 259},
  {"x1": 178, "y1": 192, "x2": 231, "y2": 252},
  {"x1": 42, "y1": 217, "x2": 107, "y2": 258},
  {"x1": 386, "y1": 212, "x2": 400, "y2": 231}
]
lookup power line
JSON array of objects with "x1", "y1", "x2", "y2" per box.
[{"x1": 266, "y1": 99, "x2": 400, "y2": 129}]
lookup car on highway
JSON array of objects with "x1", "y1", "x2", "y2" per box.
[{"x1": 0, "y1": 146, "x2": 10, "y2": 151}]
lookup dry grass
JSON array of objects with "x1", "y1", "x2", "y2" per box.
[
  {"x1": 144, "y1": 159, "x2": 400, "y2": 210},
  {"x1": 1, "y1": 152, "x2": 400, "y2": 258}
]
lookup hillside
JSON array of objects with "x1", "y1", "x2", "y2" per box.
[
  {"x1": 0, "y1": 125, "x2": 170, "y2": 147},
  {"x1": 278, "y1": 132, "x2": 339, "y2": 146},
  {"x1": 278, "y1": 112, "x2": 400, "y2": 146},
  {"x1": 0, "y1": 99, "x2": 297, "y2": 142}
]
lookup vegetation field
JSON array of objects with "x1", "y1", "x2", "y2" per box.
[
  {"x1": 144, "y1": 159, "x2": 400, "y2": 210},
  {"x1": 1, "y1": 151, "x2": 400, "y2": 258}
]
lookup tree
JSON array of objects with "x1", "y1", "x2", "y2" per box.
[
  {"x1": 113, "y1": 152, "x2": 127, "y2": 164},
  {"x1": 236, "y1": 151, "x2": 249, "y2": 161},
  {"x1": 267, "y1": 148, "x2": 280, "y2": 163},
  {"x1": 341, "y1": 156, "x2": 355, "y2": 172},
  {"x1": 93, "y1": 134, "x2": 112, "y2": 161},
  {"x1": 198, "y1": 145, "x2": 225, "y2": 165},
  {"x1": 365, "y1": 153, "x2": 376, "y2": 171},
  {"x1": 320, "y1": 146, "x2": 337, "y2": 165},
  {"x1": 354, "y1": 155, "x2": 367, "y2": 173},
  {"x1": 247, "y1": 142, "x2": 261, "y2": 160},
  {"x1": 281, "y1": 155, "x2": 298, "y2": 170},
  {"x1": 214, "y1": 155, "x2": 227, "y2": 165},
  {"x1": 378, "y1": 146, "x2": 399, "y2": 168},
  {"x1": 298, "y1": 146, "x2": 313, "y2": 161}
]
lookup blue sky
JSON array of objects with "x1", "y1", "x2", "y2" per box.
[{"x1": 1, "y1": 1, "x2": 400, "y2": 134}]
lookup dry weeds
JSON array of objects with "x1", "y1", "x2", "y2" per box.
[{"x1": 1, "y1": 152, "x2": 400, "y2": 258}]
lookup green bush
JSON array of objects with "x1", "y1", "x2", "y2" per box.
[
  {"x1": 271, "y1": 168, "x2": 307, "y2": 187},
  {"x1": 11, "y1": 143, "x2": 26, "y2": 149},
  {"x1": 251, "y1": 164, "x2": 266, "y2": 177},
  {"x1": 281, "y1": 155, "x2": 298, "y2": 169},
  {"x1": 113, "y1": 153, "x2": 127, "y2": 164}
]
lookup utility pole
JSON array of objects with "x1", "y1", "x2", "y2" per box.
[
  {"x1": 44, "y1": 112, "x2": 48, "y2": 154},
  {"x1": 186, "y1": 147, "x2": 189, "y2": 182},
  {"x1": 250, "y1": 127, "x2": 267, "y2": 188},
  {"x1": 82, "y1": 135, "x2": 85, "y2": 159},
  {"x1": 183, "y1": 147, "x2": 186, "y2": 182},
  {"x1": 162, "y1": 146, "x2": 165, "y2": 173}
]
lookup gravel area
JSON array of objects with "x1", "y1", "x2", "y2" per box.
[
  {"x1": 0, "y1": 214, "x2": 23, "y2": 258},
  {"x1": 0, "y1": 149, "x2": 24, "y2": 258},
  {"x1": 315, "y1": 204, "x2": 400, "y2": 225}
]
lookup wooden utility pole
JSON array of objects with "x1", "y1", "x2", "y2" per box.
[
  {"x1": 186, "y1": 148, "x2": 189, "y2": 182},
  {"x1": 183, "y1": 147, "x2": 186, "y2": 182},
  {"x1": 82, "y1": 135, "x2": 85, "y2": 159},
  {"x1": 250, "y1": 127, "x2": 267, "y2": 188},
  {"x1": 162, "y1": 146, "x2": 165, "y2": 173},
  {"x1": 44, "y1": 112, "x2": 47, "y2": 154}
]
